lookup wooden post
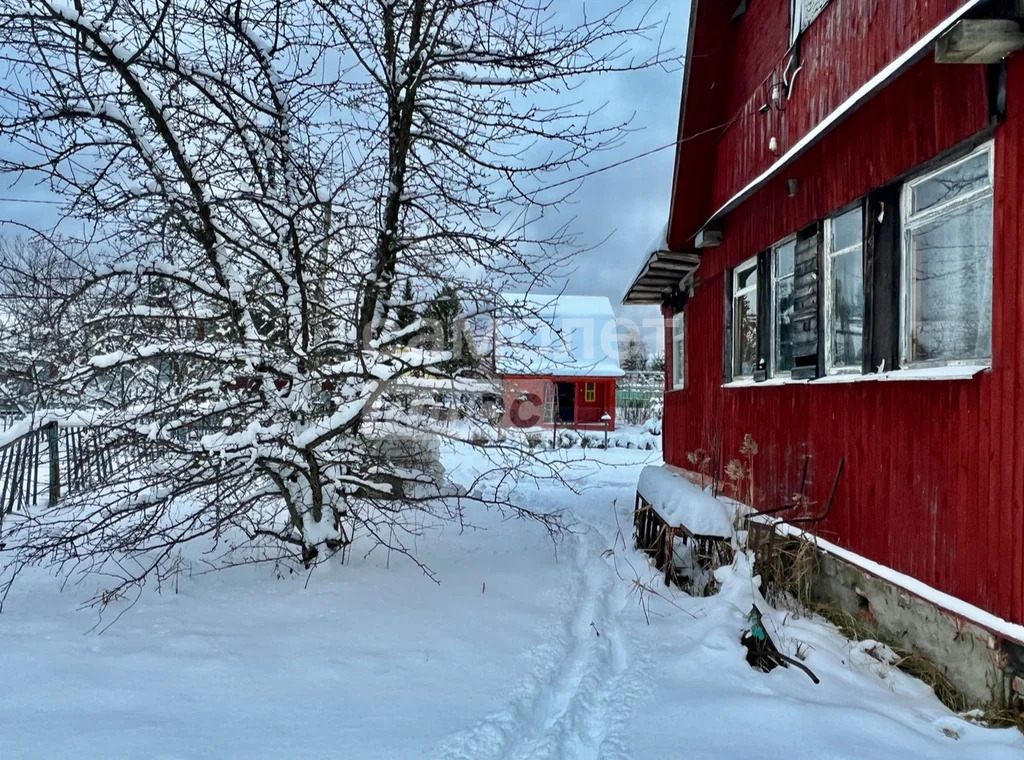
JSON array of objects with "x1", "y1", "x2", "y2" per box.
[
  {"x1": 47, "y1": 422, "x2": 61, "y2": 506},
  {"x1": 664, "y1": 527, "x2": 675, "y2": 587},
  {"x1": 552, "y1": 386, "x2": 558, "y2": 449}
]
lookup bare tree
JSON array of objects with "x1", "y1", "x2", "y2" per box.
[{"x1": 0, "y1": 0, "x2": 673, "y2": 605}]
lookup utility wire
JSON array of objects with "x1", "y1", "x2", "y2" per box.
[
  {"x1": 0, "y1": 196, "x2": 63, "y2": 205},
  {"x1": 0, "y1": 107, "x2": 756, "y2": 207}
]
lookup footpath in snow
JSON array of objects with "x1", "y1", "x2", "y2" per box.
[{"x1": 1, "y1": 445, "x2": 1023, "y2": 759}]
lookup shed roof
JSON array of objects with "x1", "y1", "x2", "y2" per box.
[{"x1": 497, "y1": 293, "x2": 624, "y2": 378}]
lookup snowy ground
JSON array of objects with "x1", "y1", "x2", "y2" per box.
[{"x1": 2, "y1": 446, "x2": 1023, "y2": 759}]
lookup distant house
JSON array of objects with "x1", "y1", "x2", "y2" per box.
[
  {"x1": 497, "y1": 294, "x2": 623, "y2": 430},
  {"x1": 623, "y1": 0, "x2": 1024, "y2": 706}
]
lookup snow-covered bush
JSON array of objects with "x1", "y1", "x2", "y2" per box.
[{"x1": 514, "y1": 426, "x2": 660, "y2": 451}]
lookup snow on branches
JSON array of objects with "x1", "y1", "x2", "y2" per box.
[{"x1": 0, "y1": 0, "x2": 672, "y2": 606}]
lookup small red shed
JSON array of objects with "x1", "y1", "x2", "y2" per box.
[{"x1": 497, "y1": 294, "x2": 623, "y2": 430}]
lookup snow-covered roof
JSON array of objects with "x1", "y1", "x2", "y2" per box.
[
  {"x1": 622, "y1": 226, "x2": 701, "y2": 306},
  {"x1": 496, "y1": 293, "x2": 624, "y2": 378}
]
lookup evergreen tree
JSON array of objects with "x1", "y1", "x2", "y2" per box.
[
  {"x1": 425, "y1": 286, "x2": 476, "y2": 374},
  {"x1": 395, "y1": 279, "x2": 417, "y2": 343},
  {"x1": 620, "y1": 332, "x2": 648, "y2": 371}
]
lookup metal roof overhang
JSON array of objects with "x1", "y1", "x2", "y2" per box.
[{"x1": 622, "y1": 249, "x2": 701, "y2": 305}]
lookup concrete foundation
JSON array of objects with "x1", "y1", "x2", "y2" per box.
[{"x1": 811, "y1": 550, "x2": 1010, "y2": 707}]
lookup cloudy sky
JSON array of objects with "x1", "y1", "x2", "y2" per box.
[
  {"x1": 542, "y1": 1, "x2": 689, "y2": 351},
  {"x1": 0, "y1": 1, "x2": 689, "y2": 352}
]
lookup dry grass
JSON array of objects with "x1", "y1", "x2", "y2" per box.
[
  {"x1": 746, "y1": 523, "x2": 819, "y2": 608},
  {"x1": 747, "y1": 523, "x2": 1024, "y2": 729},
  {"x1": 808, "y1": 600, "x2": 970, "y2": 712}
]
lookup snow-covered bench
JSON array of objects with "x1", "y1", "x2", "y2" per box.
[{"x1": 634, "y1": 465, "x2": 734, "y2": 588}]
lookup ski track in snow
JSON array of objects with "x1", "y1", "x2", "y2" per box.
[{"x1": 441, "y1": 521, "x2": 646, "y2": 760}]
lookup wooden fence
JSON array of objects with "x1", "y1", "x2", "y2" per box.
[{"x1": 0, "y1": 418, "x2": 115, "y2": 517}]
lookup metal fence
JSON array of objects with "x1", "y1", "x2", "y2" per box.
[{"x1": 616, "y1": 371, "x2": 664, "y2": 426}]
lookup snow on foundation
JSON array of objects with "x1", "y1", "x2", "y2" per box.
[
  {"x1": 764, "y1": 518, "x2": 1024, "y2": 646},
  {"x1": 637, "y1": 465, "x2": 733, "y2": 538}
]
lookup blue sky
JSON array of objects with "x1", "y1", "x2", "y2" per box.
[{"x1": 544, "y1": 1, "x2": 688, "y2": 350}]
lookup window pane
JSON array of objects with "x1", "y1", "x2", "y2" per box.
[
  {"x1": 908, "y1": 195, "x2": 993, "y2": 362},
  {"x1": 912, "y1": 151, "x2": 989, "y2": 214},
  {"x1": 830, "y1": 249, "x2": 864, "y2": 368},
  {"x1": 774, "y1": 241, "x2": 796, "y2": 374},
  {"x1": 736, "y1": 261, "x2": 757, "y2": 292},
  {"x1": 673, "y1": 315, "x2": 684, "y2": 387},
  {"x1": 775, "y1": 240, "x2": 795, "y2": 279},
  {"x1": 831, "y1": 207, "x2": 862, "y2": 252},
  {"x1": 734, "y1": 289, "x2": 758, "y2": 376}
]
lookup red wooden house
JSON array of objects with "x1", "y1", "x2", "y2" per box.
[
  {"x1": 497, "y1": 294, "x2": 622, "y2": 431},
  {"x1": 625, "y1": 0, "x2": 1024, "y2": 705}
]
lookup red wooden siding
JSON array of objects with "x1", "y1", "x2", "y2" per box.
[
  {"x1": 662, "y1": 47, "x2": 1024, "y2": 622},
  {"x1": 709, "y1": 57, "x2": 989, "y2": 279},
  {"x1": 670, "y1": 0, "x2": 977, "y2": 248},
  {"x1": 574, "y1": 379, "x2": 615, "y2": 426},
  {"x1": 501, "y1": 376, "x2": 617, "y2": 431}
]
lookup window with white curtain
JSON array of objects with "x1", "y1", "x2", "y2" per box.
[
  {"x1": 672, "y1": 312, "x2": 685, "y2": 389},
  {"x1": 901, "y1": 143, "x2": 994, "y2": 365},
  {"x1": 825, "y1": 206, "x2": 865, "y2": 372},
  {"x1": 791, "y1": 0, "x2": 832, "y2": 42}
]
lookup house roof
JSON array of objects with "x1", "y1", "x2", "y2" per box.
[
  {"x1": 623, "y1": 0, "x2": 984, "y2": 306},
  {"x1": 497, "y1": 293, "x2": 624, "y2": 378},
  {"x1": 622, "y1": 224, "x2": 701, "y2": 305}
]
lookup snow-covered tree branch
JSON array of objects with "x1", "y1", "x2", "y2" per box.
[{"x1": 0, "y1": 0, "x2": 673, "y2": 605}]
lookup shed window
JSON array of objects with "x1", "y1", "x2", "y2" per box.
[
  {"x1": 671, "y1": 312, "x2": 685, "y2": 389},
  {"x1": 772, "y1": 239, "x2": 797, "y2": 375},
  {"x1": 732, "y1": 258, "x2": 759, "y2": 378},
  {"x1": 825, "y1": 207, "x2": 865, "y2": 372},
  {"x1": 584, "y1": 382, "x2": 596, "y2": 402},
  {"x1": 901, "y1": 143, "x2": 993, "y2": 365}
]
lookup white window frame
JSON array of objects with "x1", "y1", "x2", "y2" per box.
[
  {"x1": 823, "y1": 204, "x2": 866, "y2": 375},
  {"x1": 770, "y1": 237, "x2": 797, "y2": 378},
  {"x1": 732, "y1": 257, "x2": 759, "y2": 379},
  {"x1": 671, "y1": 311, "x2": 685, "y2": 390},
  {"x1": 790, "y1": 0, "x2": 804, "y2": 44},
  {"x1": 899, "y1": 141, "x2": 995, "y2": 369}
]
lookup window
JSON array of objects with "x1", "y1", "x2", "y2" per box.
[
  {"x1": 672, "y1": 312, "x2": 685, "y2": 389},
  {"x1": 584, "y1": 382, "x2": 596, "y2": 402},
  {"x1": 772, "y1": 239, "x2": 797, "y2": 375},
  {"x1": 902, "y1": 144, "x2": 994, "y2": 365},
  {"x1": 732, "y1": 258, "x2": 759, "y2": 378},
  {"x1": 791, "y1": 0, "x2": 831, "y2": 42},
  {"x1": 825, "y1": 207, "x2": 865, "y2": 372}
]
